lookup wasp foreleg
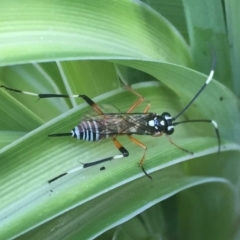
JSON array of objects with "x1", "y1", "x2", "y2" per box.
[
  {"x1": 127, "y1": 135, "x2": 151, "y2": 179},
  {"x1": 165, "y1": 134, "x2": 194, "y2": 155}
]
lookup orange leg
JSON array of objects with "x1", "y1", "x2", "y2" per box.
[
  {"x1": 76, "y1": 95, "x2": 104, "y2": 114},
  {"x1": 127, "y1": 135, "x2": 152, "y2": 179},
  {"x1": 165, "y1": 135, "x2": 193, "y2": 155},
  {"x1": 123, "y1": 85, "x2": 151, "y2": 114},
  {"x1": 121, "y1": 83, "x2": 152, "y2": 178},
  {"x1": 83, "y1": 136, "x2": 130, "y2": 168}
]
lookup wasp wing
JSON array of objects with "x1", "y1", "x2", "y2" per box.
[
  {"x1": 80, "y1": 104, "x2": 120, "y2": 121},
  {"x1": 103, "y1": 113, "x2": 152, "y2": 135},
  {"x1": 79, "y1": 104, "x2": 152, "y2": 136}
]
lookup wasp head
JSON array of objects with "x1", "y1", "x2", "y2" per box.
[{"x1": 148, "y1": 112, "x2": 174, "y2": 135}]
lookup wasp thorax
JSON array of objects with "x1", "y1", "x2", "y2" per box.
[{"x1": 148, "y1": 113, "x2": 174, "y2": 135}]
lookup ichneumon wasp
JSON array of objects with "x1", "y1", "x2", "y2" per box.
[{"x1": 0, "y1": 61, "x2": 220, "y2": 183}]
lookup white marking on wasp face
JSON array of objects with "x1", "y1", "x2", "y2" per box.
[
  {"x1": 155, "y1": 126, "x2": 158, "y2": 129},
  {"x1": 160, "y1": 120, "x2": 165, "y2": 126},
  {"x1": 148, "y1": 120, "x2": 155, "y2": 127},
  {"x1": 167, "y1": 126, "x2": 174, "y2": 131},
  {"x1": 165, "y1": 116, "x2": 172, "y2": 120}
]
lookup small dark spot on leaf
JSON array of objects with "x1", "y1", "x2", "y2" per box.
[{"x1": 100, "y1": 166, "x2": 106, "y2": 171}]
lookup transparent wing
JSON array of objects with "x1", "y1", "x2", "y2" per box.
[
  {"x1": 79, "y1": 103, "x2": 152, "y2": 136},
  {"x1": 102, "y1": 113, "x2": 152, "y2": 135},
  {"x1": 80, "y1": 104, "x2": 120, "y2": 122}
]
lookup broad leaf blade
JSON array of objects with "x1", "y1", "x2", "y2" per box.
[{"x1": 0, "y1": 0, "x2": 191, "y2": 66}]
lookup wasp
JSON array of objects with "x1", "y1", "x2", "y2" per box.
[{"x1": 0, "y1": 62, "x2": 220, "y2": 183}]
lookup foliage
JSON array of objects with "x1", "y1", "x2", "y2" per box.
[{"x1": 0, "y1": 0, "x2": 239, "y2": 239}]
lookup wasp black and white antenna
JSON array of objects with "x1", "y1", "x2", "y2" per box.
[{"x1": 0, "y1": 59, "x2": 220, "y2": 183}]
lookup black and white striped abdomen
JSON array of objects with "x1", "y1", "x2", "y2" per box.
[{"x1": 71, "y1": 120, "x2": 107, "y2": 141}]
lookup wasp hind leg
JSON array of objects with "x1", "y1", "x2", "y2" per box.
[
  {"x1": 48, "y1": 137, "x2": 129, "y2": 183},
  {"x1": 83, "y1": 137, "x2": 129, "y2": 168}
]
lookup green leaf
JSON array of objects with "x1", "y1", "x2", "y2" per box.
[
  {"x1": 182, "y1": 0, "x2": 233, "y2": 91},
  {"x1": 224, "y1": 0, "x2": 240, "y2": 97},
  {"x1": 0, "y1": 131, "x2": 26, "y2": 148},
  {"x1": 0, "y1": 0, "x2": 191, "y2": 66},
  {"x1": 18, "y1": 169, "x2": 231, "y2": 240},
  {"x1": 0, "y1": 0, "x2": 239, "y2": 239}
]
